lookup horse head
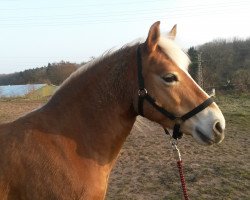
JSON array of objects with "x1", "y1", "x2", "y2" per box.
[{"x1": 135, "y1": 21, "x2": 225, "y2": 145}]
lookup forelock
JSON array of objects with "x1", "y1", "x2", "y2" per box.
[{"x1": 158, "y1": 36, "x2": 190, "y2": 71}]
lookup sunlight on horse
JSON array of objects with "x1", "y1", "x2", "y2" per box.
[{"x1": 0, "y1": 21, "x2": 225, "y2": 199}]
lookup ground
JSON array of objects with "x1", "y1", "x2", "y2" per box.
[{"x1": 0, "y1": 93, "x2": 249, "y2": 200}]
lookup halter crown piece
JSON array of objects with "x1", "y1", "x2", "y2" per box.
[{"x1": 136, "y1": 45, "x2": 214, "y2": 140}]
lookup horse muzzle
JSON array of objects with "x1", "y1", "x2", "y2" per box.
[{"x1": 194, "y1": 120, "x2": 225, "y2": 145}]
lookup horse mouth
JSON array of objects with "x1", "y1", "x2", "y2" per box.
[{"x1": 195, "y1": 128, "x2": 214, "y2": 145}]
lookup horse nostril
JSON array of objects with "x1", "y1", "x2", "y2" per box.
[{"x1": 214, "y1": 121, "x2": 223, "y2": 134}]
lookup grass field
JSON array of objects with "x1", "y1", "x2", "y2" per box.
[{"x1": 0, "y1": 93, "x2": 249, "y2": 199}]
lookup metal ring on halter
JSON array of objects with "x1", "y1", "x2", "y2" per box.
[
  {"x1": 174, "y1": 117, "x2": 183, "y2": 125},
  {"x1": 138, "y1": 88, "x2": 148, "y2": 97},
  {"x1": 171, "y1": 139, "x2": 178, "y2": 146}
]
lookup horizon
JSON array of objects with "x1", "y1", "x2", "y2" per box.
[
  {"x1": 1, "y1": 36, "x2": 249, "y2": 76},
  {"x1": 1, "y1": 0, "x2": 249, "y2": 74}
]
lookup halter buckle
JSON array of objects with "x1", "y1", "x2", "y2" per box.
[{"x1": 138, "y1": 88, "x2": 148, "y2": 97}]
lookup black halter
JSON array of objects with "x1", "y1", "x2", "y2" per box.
[{"x1": 136, "y1": 45, "x2": 214, "y2": 140}]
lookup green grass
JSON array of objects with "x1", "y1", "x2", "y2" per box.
[
  {"x1": 26, "y1": 84, "x2": 57, "y2": 100},
  {"x1": 216, "y1": 92, "x2": 250, "y2": 128}
]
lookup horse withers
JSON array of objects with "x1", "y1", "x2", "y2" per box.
[{"x1": 0, "y1": 21, "x2": 225, "y2": 199}]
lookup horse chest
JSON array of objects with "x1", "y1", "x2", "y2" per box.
[{"x1": 0, "y1": 125, "x2": 108, "y2": 200}]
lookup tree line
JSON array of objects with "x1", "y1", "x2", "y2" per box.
[
  {"x1": 0, "y1": 38, "x2": 249, "y2": 91},
  {"x1": 188, "y1": 38, "x2": 250, "y2": 91},
  {"x1": 0, "y1": 61, "x2": 81, "y2": 86}
]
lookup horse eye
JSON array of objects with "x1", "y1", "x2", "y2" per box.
[{"x1": 162, "y1": 74, "x2": 178, "y2": 83}]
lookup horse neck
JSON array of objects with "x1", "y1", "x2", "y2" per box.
[{"x1": 39, "y1": 44, "x2": 139, "y2": 165}]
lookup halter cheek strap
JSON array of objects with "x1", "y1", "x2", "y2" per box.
[{"x1": 136, "y1": 45, "x2": 214, "y2": 140}]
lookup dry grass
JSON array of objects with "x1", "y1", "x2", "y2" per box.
[{"x1": 0, "y1": 93, "x2": 249, "y2": 199}]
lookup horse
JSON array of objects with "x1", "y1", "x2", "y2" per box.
[{"x1": 0, "y1": 21, "x2": 225, "y2": 200}]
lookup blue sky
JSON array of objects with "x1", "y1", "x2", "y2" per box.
[{"x1": 0, "y1": 0, "x2": 249, "y2": 74}]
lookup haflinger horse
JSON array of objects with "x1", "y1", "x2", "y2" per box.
[{"x1": 0, "y1": 21, "x2": 225, "y2": 199}]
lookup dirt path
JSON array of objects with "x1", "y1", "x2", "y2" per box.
[{"x1": 0, "y1": 99, "x2": 44, "y2": 123}]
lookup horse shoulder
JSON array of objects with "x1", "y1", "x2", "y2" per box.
[{"x1": 0, "y1": 118, "x2": 106, "y2": 199}]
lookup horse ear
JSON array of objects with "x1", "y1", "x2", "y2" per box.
[
  {"x1": 146, "y1": 21, "x2": 161, "y2": 52},
  {"x1": 168, "y1": 24, "x2": 177, "y2": 40}
]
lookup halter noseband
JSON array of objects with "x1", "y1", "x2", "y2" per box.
[{"x1": 136, "y1": 45, "x2": 214, "y2": 140}]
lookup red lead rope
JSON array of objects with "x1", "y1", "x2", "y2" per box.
[
  {"x1": 172, "y1": 141, "x2": 189, "y2": 200},
  {"x1": 177, "y1": 160, "x2": 189, "y2": 200}
]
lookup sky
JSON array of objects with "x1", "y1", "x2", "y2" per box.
[{"x1": 0, "y1": 0, "x2": 249, "y2": 74}]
